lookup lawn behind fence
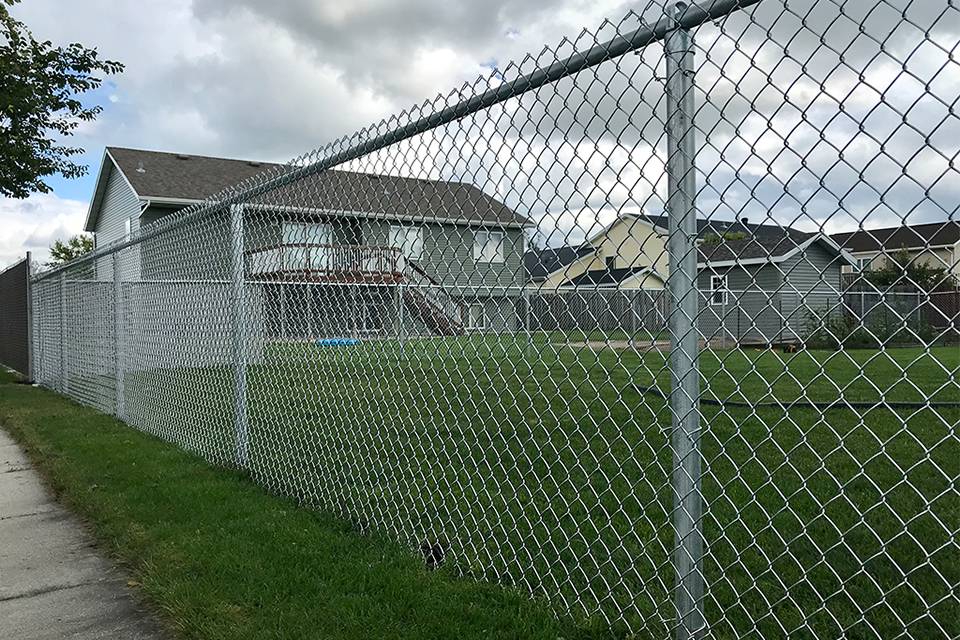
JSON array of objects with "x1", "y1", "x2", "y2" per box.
[
  {"x1": 105, "y1": 338, "x2": 960, "y2": 639},
  {"x1": 13, "y1": 338, "x2": 960, "y2": 638}
]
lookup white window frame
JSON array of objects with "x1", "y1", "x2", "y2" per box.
[
  {"x1": 856, "y1": 257, "x2": 872, "y2": 272},
  {"x1": 709, "y1": 274, "x2": 729, "y2": 306},
  {"x1": 474, "y1": 230, "x2": 505, "y2": 263},
  {"x1": 282, "y1": 222, "x2": 332, "y2": 270},
  {"x1": 282, "y1": 221, "x2": 332, "y2": 245},
  {"x1": 389, "y1": 224, "x2": 425, "y2": 260},
  {"x1": 124, "y1": 216, "x2": 133, "y2": 240},
  {"x1": 467, "y1": 303, "x2": 487, "y2": 331}
]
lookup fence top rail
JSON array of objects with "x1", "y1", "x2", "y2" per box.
[
  {"x1": 31, "y1": 0, "x2": 763, "y2": 284},
  {"x1": 0, "y1": 256, "x2": 30, "y2": 279}
]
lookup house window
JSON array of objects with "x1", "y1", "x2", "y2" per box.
[
  {"x1": 282, "y1": 222, "x2": 332, "y2": 270},
  {"x1": 857, "y1": 257, "x2": 872, "y2": 272},
  {"x1": 124, "y1": 216, "x2": 133, "y2": 240},
  {"x1": 389, "y1": 225, "x2": 424, "y2": 259},
  {"x1": 283, "y1": 222, "x2": 331, "y2": 245},
  {"x1": 474, "y1": 230, "x2": 504, "y2": 263},
  {"x1": 709, "y1": 274, "x2": 729, "y2": 306},
  {"x1": 467, "y1": 303, "x2": 486, "y2": 331}
]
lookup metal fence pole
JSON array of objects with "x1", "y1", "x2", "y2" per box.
[
  {"x1": 524, "y1": 286, "x2": 532, "y2": 351},
  {"x1": 665, "y1": 3, "x2": 705, "y2": 638},
  {"x1": 59, "y1": 272, "x2": 68, "y2": 394},
  {"x1": 113, "y1": 252, "x2": 124, "y2": 419},
  {"x1": 25, "y1": 251, "x2": 34, "y2": 383},
  {"x1": 231, "y1": 204, "x2": 249, "y2": 467}
]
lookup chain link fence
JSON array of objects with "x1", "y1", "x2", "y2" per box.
[{"x1": 24, "y1": 0, "x2": 960, "y2": 637}]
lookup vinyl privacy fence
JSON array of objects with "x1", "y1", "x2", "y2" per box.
[
  {"x1": 27, "y1": 1, "x2": 960, "y2": 638},
  {"x1": 0, "y1": 254, "x2": 32, "y2": 378}
]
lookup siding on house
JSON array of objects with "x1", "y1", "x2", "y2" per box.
[
  {"x1": 695, "y1": 242, "x2": 845, "y2": 344},
  {"x1": 94, "y1": 165, "x2": 141, "y2": 281},
  {"x1": 841, "y1": 246, "x2": 957, "y2": 274},
  {"x1": 697, "y1": 263, "x2": 785, "y2": 344},
  {"x1": 362, "y1": 219, "x2": 526, "y2": 293},
  {"x1": 540, "y1": 216, "x2": 667, "y2": 290},
  {"x1": 780, "y1": 241, "x2": 844, "y2": 340}
]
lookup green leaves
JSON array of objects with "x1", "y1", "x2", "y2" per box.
[
  {"x1": 0, "y1": 0, "x2": 123, "y2": 198},
  {"x1": 46, "y1": 233, "x2": 93, "y2": 266}
]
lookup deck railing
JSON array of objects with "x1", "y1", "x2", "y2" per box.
[{"x1": 247, "y1": 243, "x2": 402, "y2": 277}]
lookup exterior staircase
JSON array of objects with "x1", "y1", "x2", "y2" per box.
[{"x1": 401, "y1": 261, "x2": 465, "y2": 336}]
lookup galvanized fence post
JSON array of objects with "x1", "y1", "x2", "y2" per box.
[
  {"x1": 59, "y1": 271, "x2": 68, "y2": 393},
  {"x1": 231, "y1": 204, "x2": 249, "y2": 467},
  {"x1": 113, "y1": 252, "x2": 125, "y2": 419},
  {"x1": 25, "y1": 251, "x2": 34, "y2": 383},
  {"x1": 665, "y1": 3, "x2": 705, "y2": 639}
]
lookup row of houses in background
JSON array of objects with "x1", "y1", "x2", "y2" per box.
[
  {"x1": 77, "y1": 146, "x2": 957, "y2": 346},
  {"x1": 525, "y1": 213, "x2": 860, "y2": 344},
  {"x1": 833, "y1": 221, "x2": 960, "y2": 277}
]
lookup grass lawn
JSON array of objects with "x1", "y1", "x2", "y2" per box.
[
  {"x1": 21, "y1": 337, "x2": 960, "y2": 638},
  {"x1": 0, "y1": 368, "x2": 610, "y2": 640}
]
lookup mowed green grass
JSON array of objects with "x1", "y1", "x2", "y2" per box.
[
  {"x1": 0, "y1": 369, "x2": 610, "y2": 640},
  {"x1": 74, "y1": 339, "x2": 960, "y2": 638}
]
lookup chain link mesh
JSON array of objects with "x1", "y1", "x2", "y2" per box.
[{"x1": 27, "y1": 1, "x2": 959, "y2": 637}]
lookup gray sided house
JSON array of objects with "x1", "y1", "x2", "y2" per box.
[
  {"x1": 527, "y1": 214, "x2": 854, "y2": 345},
  {"x1": 84, "y1": 147, "x2": 530, "y2": 344},
  {"x1": 683, "y1": 218, "x2": 853, "y2": 345}
]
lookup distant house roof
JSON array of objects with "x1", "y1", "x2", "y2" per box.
[
  {"x1": 564, "y1": 266, "x2": 656, "y2": 287},
  {"x1": 831, "y1": 220, "x2": 960, "y2": 253},
  {"x1": 524, "y1": 245, "x2": 593, "y2": 280},
  {"x1": 85, "y1": 147, "x2": 530, "y2": 232},
  {"x1": 636, "y1": 214, "x2": 821, "y2": 263}
]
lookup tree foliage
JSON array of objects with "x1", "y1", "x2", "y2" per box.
[
  {"x1": 46, "y1": 233, "x2": 93, "y2": 266},
  {"x1": 701, "y1": 231, "x2": 748, "y2": 245},
  {"x1": 865, "y1": 247, "x2": 956, "y2": 292},
  {"x1": 0, "y1": 0, "x2": 123, "y2": 198}
]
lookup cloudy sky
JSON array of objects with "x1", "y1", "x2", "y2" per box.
[{"x1": 1, "y1": 0, "x2": 957, "y2": 268}]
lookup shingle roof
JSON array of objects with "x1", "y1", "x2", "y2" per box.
[
  {"x1": 637, "y1": 214, "x2": 817, "y2": 262},
  {"x1": 100, "y1": 147, "x2": 529, "y2": 228},
  {"x1": 564, "y1": 266, "x2": 653, "y2": 287},
  {"x1": 524, "y1": 245, "x2": 593, "y2": 280},
  {"x1": 831, "y1": 220, "x2": 960, "y2": 253}
]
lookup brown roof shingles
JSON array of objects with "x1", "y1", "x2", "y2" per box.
[
  {"x1": 831, "y1": 221, "x2": 960, "y2": 253},
  {"x1": 105, "y1": 147, "x2": 529, "y2": 227}
]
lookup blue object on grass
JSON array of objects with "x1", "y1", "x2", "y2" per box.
[{"x1": 316, "y1": 338, "x2": 361, "y2": 347}]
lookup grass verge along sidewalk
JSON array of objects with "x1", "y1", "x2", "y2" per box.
[{"x1": 0, "y1": 370, "x2": 608, "y2": 640}]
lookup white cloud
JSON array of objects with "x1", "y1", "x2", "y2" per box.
[
  {"x1": 0, "y1": 194, "x2": 88, "y2": 269},
  {"x1": 3, "y1": 0, "x2": 958, "y2": 251}
]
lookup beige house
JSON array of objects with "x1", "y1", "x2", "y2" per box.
[
  {"x1": 533, "y1": 214, "x2": 669, "y2": 290},
  {"x1": 831, "y1": 220, "x2": 960, "y2": 277}
]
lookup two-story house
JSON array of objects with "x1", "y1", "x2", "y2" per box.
[{"x1": 84, "y1": 147, "x2": 530, "y2": 339}]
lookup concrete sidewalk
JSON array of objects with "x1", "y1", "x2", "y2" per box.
[{"x1": 0, "y1": 429, "x2": 169, "y2": 639}]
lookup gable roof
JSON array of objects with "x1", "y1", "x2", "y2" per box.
[
  {"x1": 635, "y1": 214, "x2": 823, "y2": 263},
  {"x1": 524, "y1": 245, "x2": 593, "y2": 280},
  {"x1": 85, "y1": 147, "x2": 530, "y2": 232},
  {"x1": 535, "y1": 214, "x2": 854, "y2": 286},
  {"x1": 564, "y1": 265, "x2": 659, "y2": 287},
  {"x1": 831, "y1": 220, "x2": 960, "y2": 253}
]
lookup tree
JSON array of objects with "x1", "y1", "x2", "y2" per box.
[
  {"x1": 0, "y1": 0, "x2": 123, "y2": 198},
  {"x1": 865, "y1": 247, "x2": 957, "y2": 292},
  {"x1": 46, "y1": 233, "x2": 93, "y2": 266}
]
